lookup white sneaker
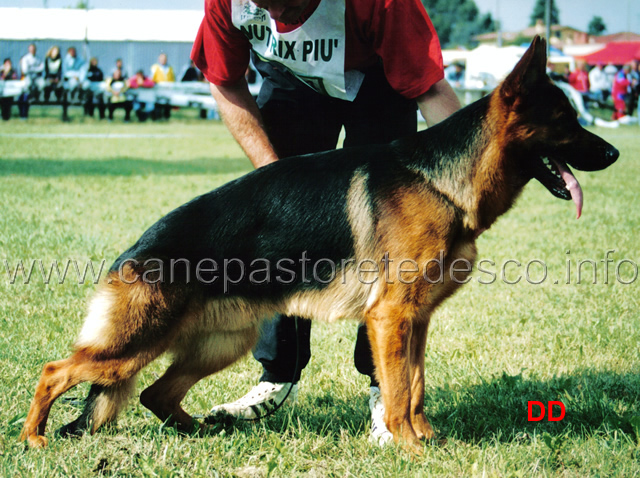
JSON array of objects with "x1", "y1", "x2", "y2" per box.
[
  {"x1": 369, "y1": 386, "x2": 393, "y2": 446},
  {"x1": 207, "y1": 382, "x2": 298, "y2": 420}
]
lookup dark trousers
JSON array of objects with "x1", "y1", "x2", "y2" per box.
[
  {"x1": 0, "y1": 97, "x2": 12, "y2": 121},
  {"x1": 251, "y1": 58, "x2": 418, "y2": 387},
  {"x1": 108, "y1": 101, "x2": 132, "y2": 121},
  {"x1": 18, "y1": 92, "x2": 31, "y2": 118},
  {"x1": 84, "y1": 91, "x2": 105, "y2": 119},
  {"x1": 44, "y1": 83, "x2": 69, "y2": 120}
]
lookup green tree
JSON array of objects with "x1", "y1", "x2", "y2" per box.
[
  {"x1": 529, "y1": 0, "x2": 560, "y2": 26},
  {"x1": 587, "y1": 16, "x2": 607, "y2": 36},
  {"x1": 422, "y1": 0, "x2": 497, "y2": 48}
]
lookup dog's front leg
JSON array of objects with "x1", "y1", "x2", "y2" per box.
[
  {"x1": 408, "y1": 315, "x2": 434, "y2": 441},
  {"x1": 365, "y1": 306, "x2": 421, "y2": 452}
]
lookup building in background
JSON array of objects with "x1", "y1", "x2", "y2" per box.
[{"x1": 0, "y1": 8, "x2": 203, "y2": 79}]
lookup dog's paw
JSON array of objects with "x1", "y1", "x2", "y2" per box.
[
  {"x1": 56, "y1": 419, "x2": 87, "y2": 438},
  {"x1": 26, "y1": 435, "x2": 49, "y2": 448}
]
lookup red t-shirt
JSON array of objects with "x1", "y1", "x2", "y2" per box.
[
  {"x1": 568, "y1": 69, "x2": 589, "y2": 93},
  {"x1": 191, "y1": 0, "x2": 444, "y2": 99}
]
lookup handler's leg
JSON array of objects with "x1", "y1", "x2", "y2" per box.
[
  {"x1": 207, "y1": 62, "x2": 343, "y2": 420},
  {"x1": 346, "y1": 65, "x2": 418, "y2": 443},
  {"x1": 348, "y1": 65, "x2": 418, "y2": 383}
]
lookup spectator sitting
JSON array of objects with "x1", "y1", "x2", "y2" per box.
[
  {"x1": 588, "y1": 63, "x2": 609, "y2": 105},
  {"x1": 128, "y1": 69, "x2": 155, "y2": 121},
  {"x1": 128, "y1": 69, "x2": 155, "y2": 89},
  {"x1": 568, "y1": 61, "x2": 591, "y2": 105},
  {"x1": 180, "y1": 59, "x2": 202, "y2": 82},
  {"x1": 150, "y1": 53, "x2": 175, "y2": 83},
  {"x1": 18, "y1": 43, "x2": 44, "y2": 119},
  {"x1": 112, "y1": 58, "x2": 128, "y2": 80},
  {"x1": 43, "y1": 46, "x2": 63, "y2": 99},
  {"x1": 150, "y1": 53, "x2": 175, "y2": 119},
  {"x1": 1, "y1": 58, "x2": 18, "y2": 121},
  {"x1": 1, "y1": 58, "x2": 17, "y2": 81},
  {"x1": 105, "y1": 68, "x2": 132, "y2": 122},
  {"x1": 44, "y1": 45, "x2": 70, "y2": 121},
  {"x1": 181, "y1": 60, "x2": 207, "y2": 118},
  {"x1": 445, "y1": 62, "x2": 465, "y2": 88},
  {"x1": 84, "y1": 57, "x2": 105, "y2": 119},
  {"x1": 62, "y1": 46, "x2": 85, "y2": 100},
  {"x1": 20, "y1": 43, "x2": 43, "y2": 82}
]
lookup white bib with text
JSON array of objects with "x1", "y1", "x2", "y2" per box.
[{"x1": 231, "y1": 0, "x2": 364, "y2": 101}]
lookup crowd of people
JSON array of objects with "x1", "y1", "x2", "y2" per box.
[
  {"x1": 549, "y1": 59, "x2": 640, "y2": 120},
  {"x1": 2, "y1": 41, "x2": 640, "y2": 124},
  {"x1": 0, "y1": 43, "x2": 206, "y2": 122}
]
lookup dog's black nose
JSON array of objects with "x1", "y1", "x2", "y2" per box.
[{"x1": 607, "y1": 146, "x2": 620, "y2": 164}]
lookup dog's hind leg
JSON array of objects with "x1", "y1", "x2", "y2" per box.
[
  {"x1": 20, "y1": 268, "x2": 188, "y2": 447},
  {"x1": 408, "y1": 315, "x2": 434, "y2": 441},
  {"x1": 140, "y1": 327, "x2": 260, "y2": 432},
  {"x1": 57, "y1": 378, "x2": 137, "y2": 438},
  {"x1": 19, "y1": 349, "x2": 155, "y2": 448}
]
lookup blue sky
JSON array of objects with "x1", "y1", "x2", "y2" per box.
[
  {"x1": 1, "y1": 0, "x2": 638, "y2": 34},
  {"x1": 473, "y1": 0, "x2": 639, "y2": 34}
]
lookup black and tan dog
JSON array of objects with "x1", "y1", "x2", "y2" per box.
[{"x1": 21, "y1": 37, "x2": 618, "y2": 451}]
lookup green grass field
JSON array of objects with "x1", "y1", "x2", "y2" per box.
[{"x1": 1, "y1": 112, "x2": 639, "y2": 477}]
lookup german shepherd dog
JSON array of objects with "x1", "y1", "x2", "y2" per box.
[{"x1": 21, "y1": 37, "x2": 618, "y2": 451}]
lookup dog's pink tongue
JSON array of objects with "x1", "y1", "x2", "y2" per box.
[{"x1": 553, "y1": 159, "x2": 583, "y2": 219}]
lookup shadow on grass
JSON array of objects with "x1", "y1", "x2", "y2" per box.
[
  {"x1": 427, "y1": 368, "x2": 640, "y2": 443},
  {"x1": 0, "y1": 157, "x2": 251, "y2": 177},
  {"x1": 194, "y1": 369, "x2": 640, "y2": 444},
  {"x1": 32, "y1": 369, "x2": 639, "y2": 447}
]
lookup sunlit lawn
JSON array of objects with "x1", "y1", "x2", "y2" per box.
[{"x1": 0, "y1": 110, "x2": 639, "y2": 476}]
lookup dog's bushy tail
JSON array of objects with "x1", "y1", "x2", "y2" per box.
[{"x1": 21, "y1": 262, "x2": 190, "y2": 445}]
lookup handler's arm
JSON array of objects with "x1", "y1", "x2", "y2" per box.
[
  {"x1": 210, "y1": 80, "x2": 278, "y2": 169},
  {"x1": 416, "y1": 78, "x2": 462, "y2": 126}
]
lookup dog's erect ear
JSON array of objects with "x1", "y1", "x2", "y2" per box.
[{"x1": 500, "y1": 35, "x2": 548, "y2": 104}]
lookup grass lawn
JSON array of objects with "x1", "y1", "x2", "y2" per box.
[{"x1": 1, "y1": 112, "x2": 639, "y2": 477}]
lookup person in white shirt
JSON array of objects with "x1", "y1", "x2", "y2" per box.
[
  {"x1": 588, "y1": 63, "x2": 609, "y2": 105},
  {"x1": 18, "y1": 43, "x2": 44, "y2": 119},
  {"x1": 63, "y1": 47, "x2": 85, "y2": 100}
]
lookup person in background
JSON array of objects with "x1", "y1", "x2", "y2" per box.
[
  {"x1": 181, "y1": 59, "x2": 207, "y2": 119},
  {"x1": 588, "y1": 63, "x2": 609, "y2": 105},
  {"x1": 1, "y1": 58, "x2": 17, "y2": 81},
  {"x1": 627, "y1": 60, "x2": 639, "y2": 117},
  {"x1": 445, "y1": 61, "x2": 465, "y2": 88},
  {"x1": 128, "y1": 69, "x2": 155, "y2": 89},
  {"x1": 611, "y1": 64, "x2": 631, "y2": 120},
  {"x1": 105, "y1": 68, "x2": 132, "y2": 122},
  {"x1": 112, "y1": 58, "x2": 128, "y2": 80},
  {"x1": 1, "y1": 58, "x2": 18, "y2": 121},
  {"x1": 150, "y1": 53, "x2": 175, "y2": 119},
  {"x1": 603, "y1": 63, "x2": 618, "y2": 90},
  {"x1": 180, "y1": 59, "x2": 202, "y2": 82},
  {"x1": 128, "y1": 69, "x2": 155, "y2": 122},
  {"x1": 568, "y1": 61, "x2": 590, "y2": 105},
  {"x1": 63, "y1": 46, "x2": 85, "y2": 101},
  {"x1": 84, "y1": 57, "x2": 105, "y2": 119},
  {"x1": 44, "y1": 45, "x2": 70, "y2": 121},
  {"x1": 150, "y1": 53, "x2": 175, "y2": 83},
  {"x1": 18, "y1": 43, "x2": 44, "y2": 119},
  {"x1": 546, "y1": 61, "x2": 568, "y2": 83}
]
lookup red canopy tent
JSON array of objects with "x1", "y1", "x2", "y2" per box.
[{"x1": 579, "y1": 42, "x2": 640, "y2": 65}]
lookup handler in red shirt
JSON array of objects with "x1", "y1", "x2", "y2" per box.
[{"x1": 192, "y1": 0, "x2": 460, "y2": 445}]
